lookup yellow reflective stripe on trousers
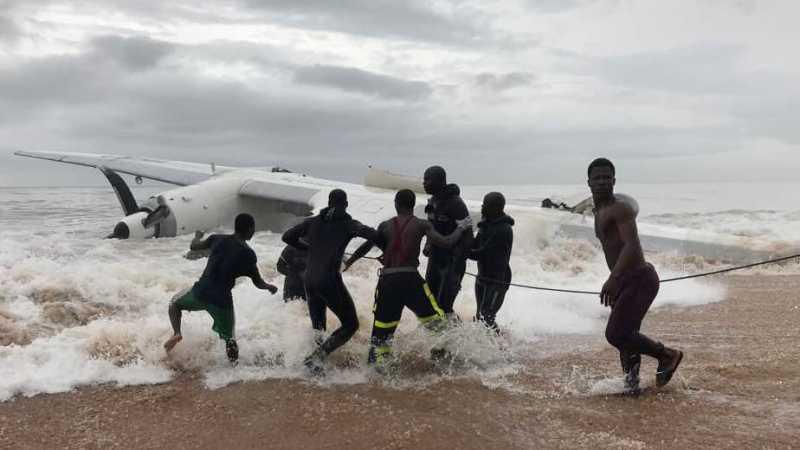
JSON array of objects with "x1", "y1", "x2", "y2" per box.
[
  {"x1": 423, "y1": 283, "x2": 445, "y2": 316},
  {"x1": 418, "y1": 314, "x2": 440, "y2": 324},
  {"x1": 374, "y1": 319, "x2": 400, "y2": 329},
  {"x1": 374, "y1": 345, "x2": 392, "y2": 355}
]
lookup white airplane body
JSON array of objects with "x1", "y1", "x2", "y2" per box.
[{"x1": 15, "y1": 150, "x2": 776, "y2": 262}]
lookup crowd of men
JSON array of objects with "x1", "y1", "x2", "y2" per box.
[{"x1": 162, "y1": 159, "x2": 683, "y2": 396}]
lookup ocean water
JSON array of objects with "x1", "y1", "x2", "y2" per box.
[{"x1": 0, "y1": 182, "x2": 798, "y2": 400}]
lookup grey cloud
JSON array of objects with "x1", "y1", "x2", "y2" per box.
[
  {"x1": 0, "y1": 15, "x2": 21, "y2": 43},
  {"x1": 475, "y1": 72, "x2": 535, "y2": 91},
  {"x1": 0, "y1": 43, "x2": 767, "y2": 186},
  {"x1": 0, "y1": 35, "x2": 174, "y2": 118},
  {"x1": 0, "y1": 55, "x2": 110, "y2": 107},
  {"x1": 557, "y1": 45, "x2": 800, "y2": 147},
  {"x1": 90, "y1": 35, "x2": 173, "y2": 71},
  {"x1": 559, "y1": 45, "x2": 756, "y2": 95},
  {"x1": 294, "y1": 64, "x2": 432, "y2": 101},
  {"x1": 5, "y1": 0, "x2": 509, "y2": 47},
  {"x1": 525, "y1": 0, "x2": 598, "y2": 14},
  {"x1": 241, "y1": 0, "x2": 492, "y2": 45}
]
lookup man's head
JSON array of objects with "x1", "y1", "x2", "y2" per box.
[
  {"x1": 235, "y1": 213, "x2": 256, "y2": 240},
  {"x1": 587, "y1": 157, "x2": 615, "y2": 199},
  {"x1": 328, "y1": 189, "x2": 348, "y2": 209},
  {"x1": 423, "y1": 166, "x2": 446, "y2": 195},
  {"x1": 481, "y1": 192, "x2": 506, "y2": 220},
  {"x1": 395, "y1": 189, "x2": 416, "y2": 213}
]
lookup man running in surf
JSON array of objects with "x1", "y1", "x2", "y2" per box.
[
  {"x1": 164, "y1": 213, "x2": 278, "y2": 363},
  {"x1": 422, "y1": 166, "x2": 474, "y2": 320},
  {"x1": 344, "y1": 189, "x2": 471, "y2": 372},
  {"x1": 588, "y1": 158, "x2": 683, "y2": 395},
  {"x1": 282, "y1": 189, "x2": 377, "y2": 375}
]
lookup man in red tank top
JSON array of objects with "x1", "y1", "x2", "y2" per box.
[{"x1": 345, "y1": 189, "x2": 471, "y2": 372}]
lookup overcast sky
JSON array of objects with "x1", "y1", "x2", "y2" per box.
[{"x1": 1, "y1": 0, "x2": 798, "y2": 186}]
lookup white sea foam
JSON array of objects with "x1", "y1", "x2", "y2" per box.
[{"x1": 0, "y1": 184, "x2": 797, "y2": 400}]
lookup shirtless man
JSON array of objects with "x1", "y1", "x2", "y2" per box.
[
  {"x1": 344, "y1": 189, "x2": 471, "y2": 372},
  {"x1": 588, "y1": 158, "x2": 683, "y2": 395}
]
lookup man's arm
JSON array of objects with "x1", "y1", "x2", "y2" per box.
[
  {"x1": 190, "y1": 231, "x2": 215, "y2": 251},
  {"x1": 449, "y1": 200, "x2": 474, "y2": 257},
  {"x1": 247, "y1": 264, "x2": 278, "y2": 294},
  {"x1": 421, "y1": 220, "x2": 465, "y2": 249},
  {"x1": 282, "y1": 220, "x2": 311, "y2": 250},
  {"x1": 468, "y1": 225, "x2": 511, "y2": 261},
  {"x1": 343, "y1": 240, "x2": 375, "y2": 271},
  {"x1": 600, "y1": 203, "x2": 644, "y2": 306},
  {"x1": 343, "y1": 221, "x2": 382, "y2": 271},
  {"x1": 351, "y1": 221, "x2": 379, "y2": 242}
]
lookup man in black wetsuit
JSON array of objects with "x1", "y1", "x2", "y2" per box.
[
  {"x1": 276, "y1": 243, "x2": 307, "y2": 301},
  {"x1": 282, "y1": 189, "x2": 377, "y2": 374},
  {"x1": 164, "y1": 213, "x2": 278, "y2": 363},
  {"x1": 422, "y1": 166, "x2": 474, "y2": 320},
  {"x1": 344, "y1": 189, "x2": 471, "y2": 372},
  {"x1": 469, "y1": 192, "x2": 514, "y2": 334},
  {"x1": 589, "y1": 158, "x2": 684, "y2": 395}
]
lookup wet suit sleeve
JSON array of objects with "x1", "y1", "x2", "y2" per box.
[
  {"x1": 469, "y1": 225, "x2": 512, "y2": 261},
  {"x1": 282, "y1": 219, "x2": 311, "y2": 250},
  {"x1": 343, "y1": 221, "x2": 382, "y2": 268},
  {"x1": 350, "y1": 220, "x2": 379, "y2": 242},
  {"x1": 467, "y1": 230, "x2": 483, "y2": 261},
  {"x1": 422, "y1": 220, "x2": 464, "y2": 248},
  {"x1": 448, "y1": 199, "x2": 474, "y2": 258}
]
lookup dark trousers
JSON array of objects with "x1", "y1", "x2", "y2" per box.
[
  {"x1": 425, "y1": 257, "x2": 466, "y2": 314},
  {"x1": 306, "y1": 275, "x2": 359, "y2": 355},
  {"x1": 474, "y1": 281, "x2": 507, "y2": 333},
  {"x1": 372, "y1": 272, "x2": 444, "y2": 344},
  {"x1": 369, "y1": 271, "x2": 445, "y2": 364},
  {"x1": 605, "y1": 263, "x2": 666, "y2": 372}
]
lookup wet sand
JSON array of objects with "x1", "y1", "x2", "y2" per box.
[{"x1": 1, "y1": 274, "x2": 798, "y2": 449}]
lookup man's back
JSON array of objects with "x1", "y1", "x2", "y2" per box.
[
  {"x1": 377, "y1": 216, "x2": 429, "y2": 269},
  {"x1": 284, "y1": 207, "x2": 375, "y2": 287},
  {"x1": 193, "y1": 234, "x2": 256, "y2": 308}
]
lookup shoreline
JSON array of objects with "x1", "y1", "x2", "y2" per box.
[{"x1": 1, "y1": 274, "x2": 798, "y2": 449}]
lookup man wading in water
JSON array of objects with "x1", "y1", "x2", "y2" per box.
[
  {"x1": 344, "y1": 189, "x2": 471, "y2": 373},
  {"x1": 588, "y1": 158, "x2": 683, "y2": 395},
  {"x1": 164, "y1": 213, "x2": 278, "y2": 364}
]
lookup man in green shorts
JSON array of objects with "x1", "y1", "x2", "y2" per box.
[{"x1": 164, "y1": 213, "x2": 278, "y2": 363}]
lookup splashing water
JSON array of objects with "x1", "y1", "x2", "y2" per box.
[{"x1": 1, "y1": 184, "x2": 796, "y2": 400}]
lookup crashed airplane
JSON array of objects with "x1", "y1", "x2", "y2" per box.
[{"x1": 15, "y1": 150, "x2": 774, "y2": 262}]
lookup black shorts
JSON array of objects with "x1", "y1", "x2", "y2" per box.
[{"x1": 373, "y1": 271, "x2": 444, "y2": 335}]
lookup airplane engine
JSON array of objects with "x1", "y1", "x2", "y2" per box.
[
  {"x1": 110, "y1": 177, "x2": 244, "y2": 239},
  {"x1": 110, "y1": 211, "x2": 155, "y2": 239}
]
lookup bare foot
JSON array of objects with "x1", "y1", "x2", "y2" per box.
[{"x1": 164, "y1": 335, "x2": 182, "y2": 352}]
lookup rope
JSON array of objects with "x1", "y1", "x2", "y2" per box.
[
  {"x1": 658, "y1": 253, "x2": 800, "y2": 282},
  {"x1": 348, "y1": 252, "x2": 800, "y2": 296}
]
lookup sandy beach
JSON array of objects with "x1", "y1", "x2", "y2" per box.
[{"x1": 1, "y1": 274, "x2": 798, "y2": 450}]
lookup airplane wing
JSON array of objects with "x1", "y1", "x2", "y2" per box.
[{"x1": 14, "y1": 150, "x2": 231, "y2": 186}]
